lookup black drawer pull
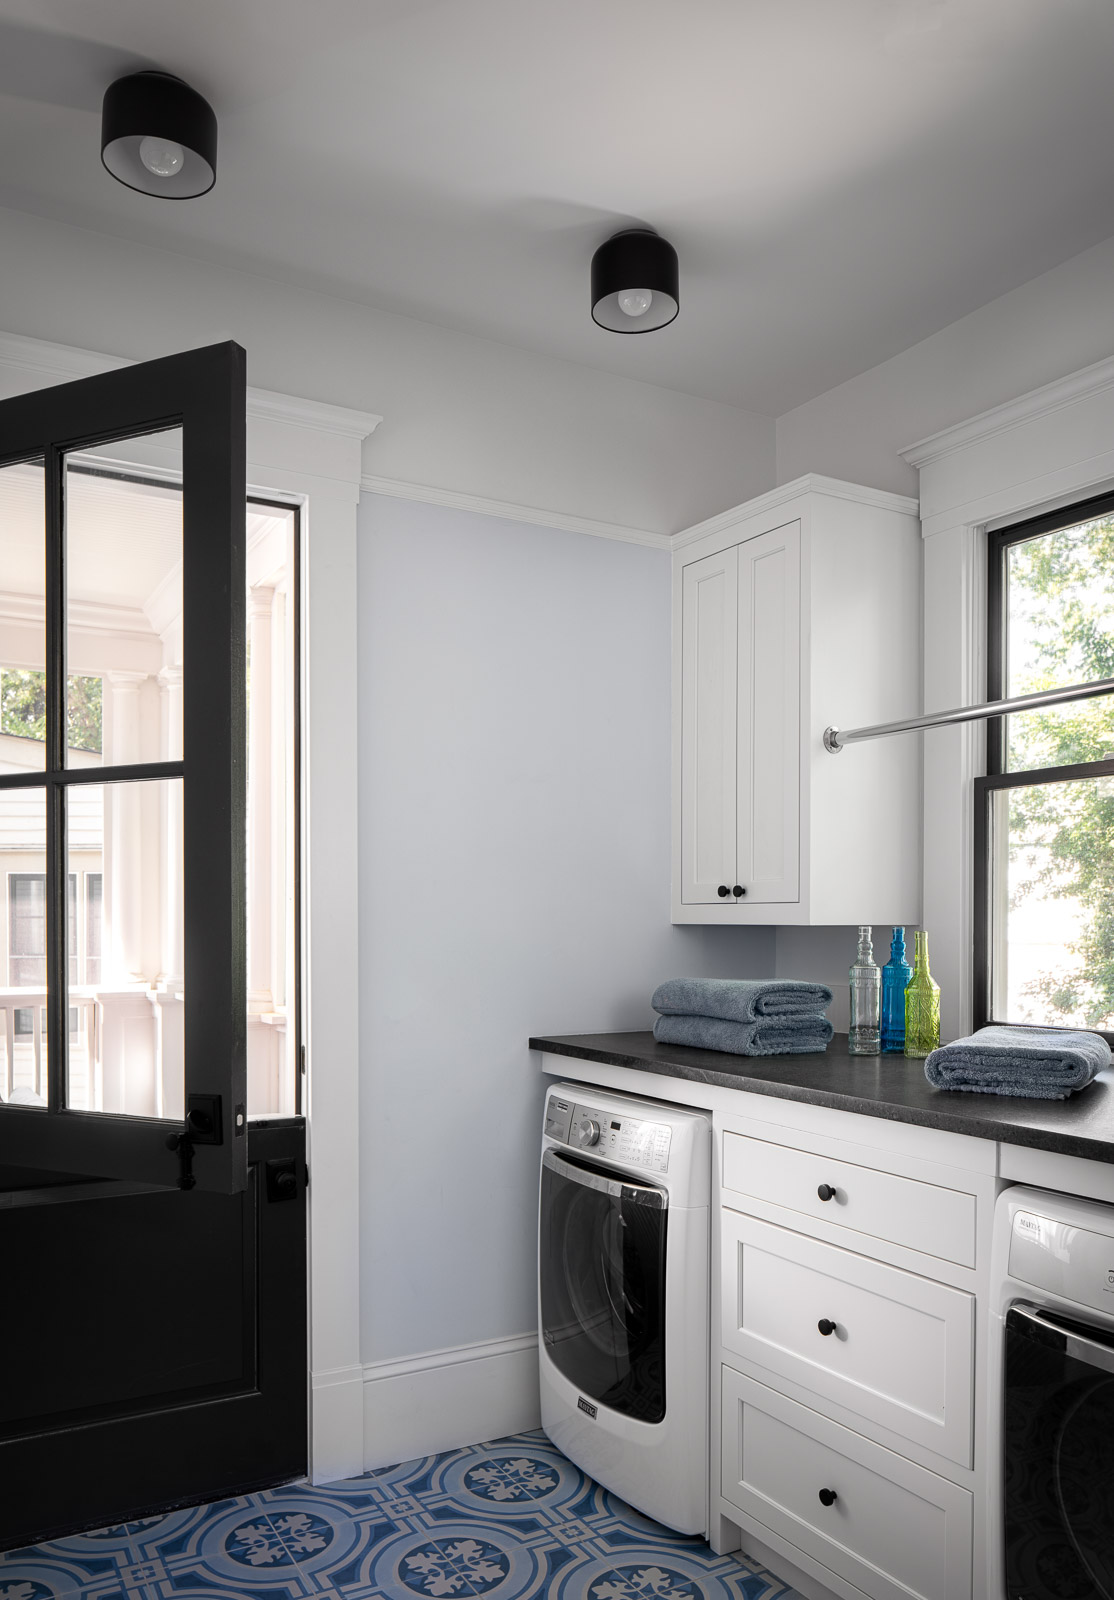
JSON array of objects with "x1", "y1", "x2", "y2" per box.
[
  {"x1": 717, "y1": 884, "x2": 730, "y2": 898},
  {"x1": 817, "y1": 1318, "x2": 837, "y2": 1337},
  {"x1": 818, "y1": 1488, "x2": 838, "y2": 1508},
  {"x1": 817, "y1": 1183, "x2": 836, "y2": 1202},
  {"x1": 732, "y1": 885, "x2": 746, "y2": 897}
]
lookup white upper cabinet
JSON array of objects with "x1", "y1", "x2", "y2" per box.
[{"x1": 672, "y1": 476, "x2": 922, "y2": 926}]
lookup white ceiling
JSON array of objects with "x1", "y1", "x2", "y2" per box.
[{"x1": 0, "y1": 0, "x2": 1112, "y2": 415}]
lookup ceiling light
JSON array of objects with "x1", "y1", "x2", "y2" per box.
[
  {"x1": 591, "y1": 229, "x2": 679, "y2": 334},
  {"x1": 101, "y1": 71, "x2": 217, "y2": 199}
]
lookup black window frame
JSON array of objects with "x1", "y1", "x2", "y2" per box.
[
  {"x1": 974, "y1": 488, "x2": 1114, "y2": 1043},
  {"x1": 0, "y1": 342, "x2": 249, "y2": 1192}
]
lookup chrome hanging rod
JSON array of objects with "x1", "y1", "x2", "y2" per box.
[{"x1": 823, "y1": 676, "x2": 1114, "y2": 753}]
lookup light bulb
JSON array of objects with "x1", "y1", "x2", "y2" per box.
[
  {"x1": 618, "y1": 288, "x2": 653, "y2": 318},
  {"x1": 139, "y1": 136, "x2": 185, "y2": 178}
]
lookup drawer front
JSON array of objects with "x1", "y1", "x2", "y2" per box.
[
  {"x1": 721, "y1": 1210, "x2": 974, "y2": 1465},
  {"x1": 722, "y1": 1130, "x2": 977, "y2": 1267},
  {"x1": 721, "y1": 1365, "x2": 973, "y2": 1600}
]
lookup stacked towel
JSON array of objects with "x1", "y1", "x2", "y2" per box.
[
  {"x1": 652, "y1": 978, "x2": 833, "y2": 1057},
  {"x1": 924, "y1": 1025, "x2": 1110, "y2": 1099}
]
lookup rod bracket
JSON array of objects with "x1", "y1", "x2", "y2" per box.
[{"x1": 823, "y1": 726, "x2": 843, "y2": 754}]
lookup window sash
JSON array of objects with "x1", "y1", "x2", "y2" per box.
[{"x1": 978, "y1": 482, "x2": 1114, "y2": 1039}]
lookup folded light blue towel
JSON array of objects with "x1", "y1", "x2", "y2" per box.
[
  {"x1": 652, "y1": 977, "x2": 833, "y2": 1023},
  {"x1": 653, "y1": 1012, "x2": 834, "y2": 1057},
  {"x1": 924, "y1": 1025, "x2": 1111, "y2": 1099}
]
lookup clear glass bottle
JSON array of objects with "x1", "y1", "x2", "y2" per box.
[
  {"x1": 848, "y1": 924, "x2": 881, "y2": 1056},
  {"x1": 904, "y1": 931, "x2": 941, "y2": 1059},
  {"x1": 881, "y1": 926, "x2": 912, "y2": 1054}
]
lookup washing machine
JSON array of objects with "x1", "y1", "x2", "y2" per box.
[
  {"x1": 538, "y1": 1082, "x2": 711, "y2": 1535},
  {"x1": 988, "y1": 1185, "x2": 1114, "y2": 1600}
]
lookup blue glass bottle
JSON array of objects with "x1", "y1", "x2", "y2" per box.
[{"x1": 881, "y1": 926, "x2": 912, "y2": 1054}]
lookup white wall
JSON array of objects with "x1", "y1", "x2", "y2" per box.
[
  {"x1": 775, "y1": 232, "x2": 1114, "y2": 498},
  {"x1": 0, "y1": 204, "x2": 774, "y2": 536},
  {"x1": 358, "y1": 493, "x2": 773, "y2": 1365}
]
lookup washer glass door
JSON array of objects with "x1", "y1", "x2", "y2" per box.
[
  {"x1": 539, "y1": 1148, "x2": 666, "y2": 1422},
  {"x1": 1004, "y1": 1302, "x2": 1114, "y2": 1599}
]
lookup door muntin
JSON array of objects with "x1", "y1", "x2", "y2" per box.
[
  {"x1": 540, "y1": 1148, "x2": 667, "y2": 1423},
  {"x1": 1004, "y1": 1302, "x2": 1114, "y2": 1600}
]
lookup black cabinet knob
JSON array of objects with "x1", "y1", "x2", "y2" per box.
[
  {"x1": 818, "y1": 1488, "x2": 838, "y2": 1507},
  {"x1": 717, "y1": 884, "x2": 729, "y2": 897},
  {"x1": 817, "y1": 1183, "x2": 836, "y2": 1202},
  {"x1": 732, "y1": 885, "x2": 746, "y2": 897},
  {"x1": 817, "y1": 1318, "x2": 837, "y2": 1337}
]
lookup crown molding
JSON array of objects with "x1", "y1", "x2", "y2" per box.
[
  {"x1": 249, "y1": 388, "x2": 380, "y2": 441},
  {"x1": 901, "y1": 352, "x2": 1114, "y2": 470},
  {"x1": 360, "y1": 473, "x2": 670, "y2": 550},
  {"x1": 671, "y1": 472, "x2": 919, "y2": 550},
  {"x1": 0, "y1": 329, "x2": 381, "y2": 445}
]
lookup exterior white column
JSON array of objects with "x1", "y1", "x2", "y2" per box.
[
  {"x1": 247, "y1": 586, "x2": 274, "y2": 1012},
  {"x1": 104, "y1": 669, "x2": 147, "y2": 984}
]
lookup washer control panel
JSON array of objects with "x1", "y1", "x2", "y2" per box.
[{"x1": 544, "y1": 1093, "x2": 671, "y2": 1173}]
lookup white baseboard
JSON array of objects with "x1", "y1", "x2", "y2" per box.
[
  {"x1": 311, "y1": 1363, "x2": 366, "y2": 1486},
  {"x1": 362, "y1": 1331, "x2": 541, "y2": 1472}
]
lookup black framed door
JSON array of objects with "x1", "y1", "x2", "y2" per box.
[
  {"x1": 0, "y1": 345, "x2": 307, "y2": 1546},
  {"x1": 0, "y1": 343, "x2": 247, "y2": 1192}
]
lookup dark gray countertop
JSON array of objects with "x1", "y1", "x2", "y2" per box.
[{"x1": 528, "y1": 1030, "x2": 1114, "y2": 1164}]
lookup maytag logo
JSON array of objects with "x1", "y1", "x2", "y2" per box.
[{"x1": 577, "y1": 1396, "x2": 598, "y2": 1419}]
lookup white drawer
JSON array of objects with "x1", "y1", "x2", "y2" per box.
[
  {"x1": 721, "y1": 1365, "x2": 973, "y2": 1600},
  {"x1": 722, "y1": 1130, "x2": 977, "y2": 1267},
  {"x1": 721, "y1": 1210, "x2": 974, "y2": 1465}
]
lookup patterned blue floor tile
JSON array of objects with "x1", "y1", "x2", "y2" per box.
[{"x1": 1, "y1": 1430, "x2": 800, "y2": 1600}]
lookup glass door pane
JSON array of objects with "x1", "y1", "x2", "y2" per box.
[
  {"x1": 66, "y1": 429, "x2": 184, "y2": 768},
  {"x1": 65, "y1": 779, "x2": 184, "y2": 1117},
  {"x1": 0, "y1": 457, "x2": 46, "y2": 771}
]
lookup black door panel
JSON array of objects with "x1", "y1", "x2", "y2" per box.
[{"x1": 0, "y1": 1120, "x2": 306, "y2": 1550}]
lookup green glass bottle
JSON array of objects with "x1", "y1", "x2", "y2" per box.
[{"x1": 904, "y1": 931, "x2": 940, "y2": 1059}]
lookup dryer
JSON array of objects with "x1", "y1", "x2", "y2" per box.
[
  {"x1": 989, "y1": 1185, "x2": 1114, "y2": 1600},
  {"x1": 538, "y1": 1082, "x2": 711, "y2": 1535}
]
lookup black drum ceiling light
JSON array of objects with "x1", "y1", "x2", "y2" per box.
[
  {"x1": 591, "y1": 228, "x2": 679, "y2": 333},
  {"x1": 101, "y1": 71, "x2": 217, "y2": 198}
]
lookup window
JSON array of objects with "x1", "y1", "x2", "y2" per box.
[
  {"x1": 8, "y1": 873, "x2": 77, "y2": 987},
  {"x1": 976, "y1": 492, "x2": 1114, "y2": 1038}
]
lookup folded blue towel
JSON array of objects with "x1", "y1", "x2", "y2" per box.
[
  {"x1": 653, "y1": 1012, "x2": 834, "y2": 1057},
  {"x1": 652, "y1": 977, "x2": 833, "y2": 1024},
  {"x1": 924, "y1": 1025, "x2": 1111, "y2": 1099}
]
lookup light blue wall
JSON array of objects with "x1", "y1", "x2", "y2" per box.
[{"x1": 357, "y1": 493, "x2": 773, "y2": 1364}]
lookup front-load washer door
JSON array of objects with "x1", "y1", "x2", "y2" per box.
[
  {"x1": 1004, "y1": 1302, "x2": 1114, "y2": 1599},
  {"x1": 539, "y1": 1148, "x2": 666, "y2": 1423}
]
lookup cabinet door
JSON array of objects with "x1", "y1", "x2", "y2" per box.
[
  {"x1": 736, "y1": 522, "x2": 800, "y2": 903},
  {"x1": 680, "y1": 546, "x2": 738, "y2": 903}
]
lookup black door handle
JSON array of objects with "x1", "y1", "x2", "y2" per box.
[
  {"x1": 817, "y1": 1318, "x2": 837, "y2": 1337},
  {"x1": 717, "y1": 884, "x2": 729, "y2": 898},
  {"x1": 732, "y1": 885, "x2": 746, "y2": 897},
  {"x1": 817, "y1": 1183, "x2": 836, "y2": 1202},
  {"x1": 818, "y1": 1488, "x2": 838, "y2": 1507}
]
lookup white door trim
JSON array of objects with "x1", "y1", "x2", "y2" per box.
[{"x1": 0, "y1": 327, "x2": 380, "y2": 1486}]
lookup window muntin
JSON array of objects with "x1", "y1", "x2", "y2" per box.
[{"x1": 980, "y1": 494, "x2": 1114, "y2": 1037}]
